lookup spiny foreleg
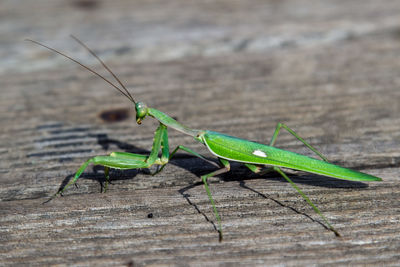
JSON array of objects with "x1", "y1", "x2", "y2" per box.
[{"x1": 46, "y1": 124, "x2": 169, "y2": 201}]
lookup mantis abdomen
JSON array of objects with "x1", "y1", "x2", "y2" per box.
[{"x1": 202, "y1": 131, "x2": 381, "y2": 182}]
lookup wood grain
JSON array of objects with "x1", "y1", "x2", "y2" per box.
[{"x1": 1, "y1": 0, "x2": 400, "y2": 265}]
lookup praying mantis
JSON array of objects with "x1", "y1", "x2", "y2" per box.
[{"x1": 28, "y1": 36, "x2": 382, "y2": 240}]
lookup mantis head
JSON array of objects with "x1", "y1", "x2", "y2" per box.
[{"x1": 135, "y1": 102, "x2": 148, "y2": 124}]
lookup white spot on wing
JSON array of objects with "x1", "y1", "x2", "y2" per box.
[{"x1": 253, "y1": 150, "x2": 267, "y2": 157}]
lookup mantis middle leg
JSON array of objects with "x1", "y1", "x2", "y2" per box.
[
  {"x1": 152, "y1": 144, "x2": 229, "y2": 241},
  {"x1": 200, "y1": 158, "x2": 230, "y2": 241}
]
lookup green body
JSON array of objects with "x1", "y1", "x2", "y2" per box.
[
  {"x1": 31, "y1": 37, "x2": 382, "y2": 240},
  {"x1": 200, "y1": 131, "x2": 380, "y2": 181},
  {"x1": 147, "y1": 108, "x2": 380, "y2": 182}
]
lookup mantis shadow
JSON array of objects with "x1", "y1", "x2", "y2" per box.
[
  {"x1": 221, "y1": 166, "x2": 370, "y2": 189},
  {"x1": 177, "y1": 179, "x2": 327, "y2": 237},
  {"x1": 174, "y1": 162, "x2": 370, "y2": 237},
  {"x1": 173, "y1": 157, "x2": 370, "y2": 189},
  {"x1": 51, "y1": 133, "x2": 373, "y2": 238}
]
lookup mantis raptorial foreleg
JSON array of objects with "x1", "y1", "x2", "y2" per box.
[
  {"x1": 47, "y1": 153, "x2": 149, "y2": 201},
  {"x1": 270, "y1": 123, "x2": 329, "y2": 162},
  {"x1": 48, "y1": 124, "x2": 170, "y2": 201}
]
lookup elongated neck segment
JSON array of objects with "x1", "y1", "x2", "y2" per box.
[{"x1": 148, "y1": 108, "x2": 201, "y2": 137}]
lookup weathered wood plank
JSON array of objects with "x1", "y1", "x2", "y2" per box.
[{"x1": 1, "y1": 0, "x2": 400, "y2": 266}]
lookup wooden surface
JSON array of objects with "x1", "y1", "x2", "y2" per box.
[{"x1": 1, "y1": 0, "x2": 400, "y2": 266}]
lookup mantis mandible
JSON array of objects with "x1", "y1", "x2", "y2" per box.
[{"x1": 28, "y1": 36, "x2": 382, "y2": 240}]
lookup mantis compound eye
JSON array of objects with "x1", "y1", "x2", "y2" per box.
[{"x1": 135, "y1": 102, "x2": 148, "y2": 124}]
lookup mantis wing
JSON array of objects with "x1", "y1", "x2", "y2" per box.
[{"x1": 201, "y1": 131, "x2": 381, "y2": 181}]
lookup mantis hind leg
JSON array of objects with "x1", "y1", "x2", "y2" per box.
[
  {"x1": 269, "y1": 124, "x2": 339, "y2": 234},
  {"x1": 273, "y1": 166, "x2": 340, "y2": 236},
  {"x1": 243, "y1": 163, "x2": 340, "y2": 235},
  {"x1": 247, "y1": 123, "x2": 329, "y2": 174},
  {"x1": 270, "y1": 123, "x2": 329, "y2": 162}
]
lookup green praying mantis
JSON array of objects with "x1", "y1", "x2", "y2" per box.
[{"x1": 28, "y1": 36, "x2": 382, "y2": 240}]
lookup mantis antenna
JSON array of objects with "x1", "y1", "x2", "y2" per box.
[
  {"x1": 26, "y1": 37, "x2": 136, "y2": 104},
  {"x1": 69, "y1": 35, "x2": 135, "y2": 103}
]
